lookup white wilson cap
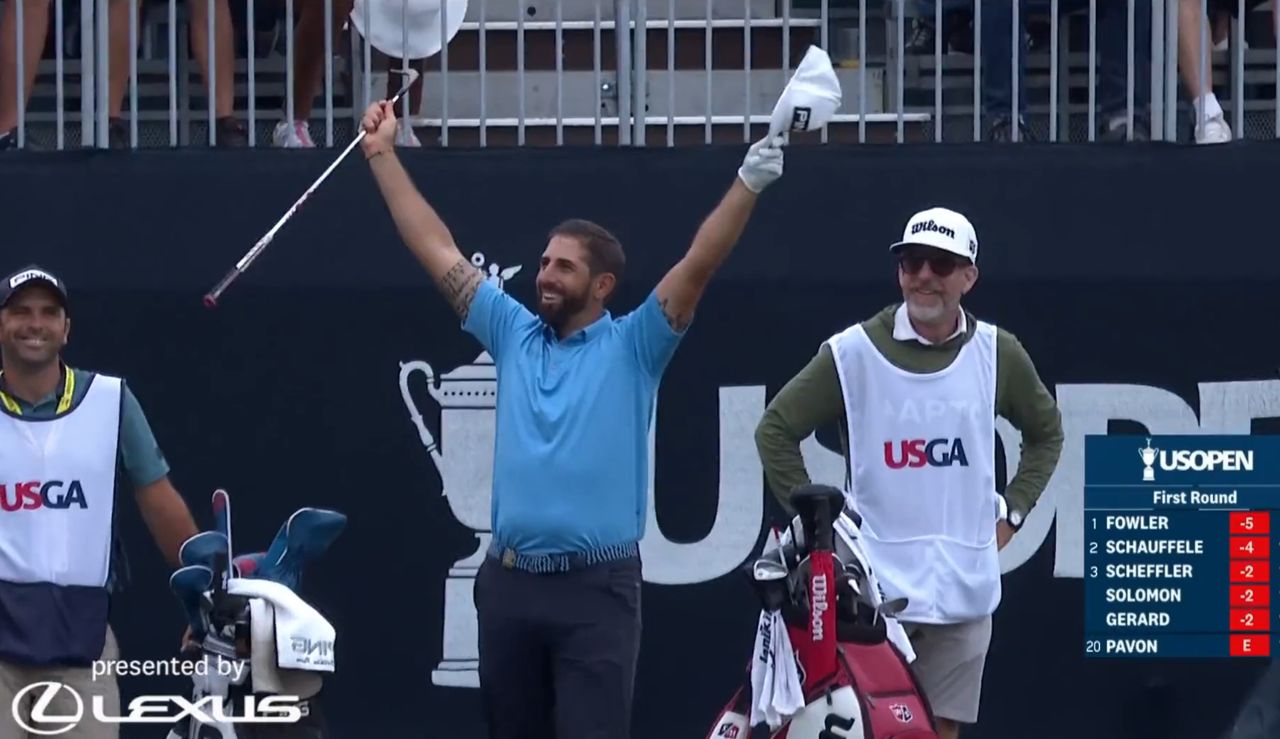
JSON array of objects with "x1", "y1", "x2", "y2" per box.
[{"x1": 889, "y1": 207, "x2": 979, "y2": 263}]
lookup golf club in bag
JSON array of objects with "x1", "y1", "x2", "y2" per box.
[
  {"x1": 166, "y1": 489, "x2": 346, "y2": 739},
  {"x1": 706, "y1": 484, "x2": 940, "y2": 739}
]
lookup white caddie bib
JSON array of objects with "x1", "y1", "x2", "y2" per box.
[
  {"x1": 0, "y1": 375, "x2": 121, "y2": 587},
  {"x1": 826, "y1": 320, "x2": 1001, "y2": 624}
]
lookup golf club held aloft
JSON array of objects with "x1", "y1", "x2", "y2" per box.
[{"x1": 202, "y1": 68, "x2": 421, "y2": 309}]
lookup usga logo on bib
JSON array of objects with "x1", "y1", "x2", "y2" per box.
[
  {"x1": 0, "y1": 480, "x2": 88, "y2": 511},
  {"x1": 883, "y1": 438, "x2": 969, "y2": 469}
]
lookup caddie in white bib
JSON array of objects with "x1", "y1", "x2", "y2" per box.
[
  {"x1": 826, "y1": 318, "x2": 1000, "y2": 625},
  {"x1": 754, "y1": 207, "x2": 1064, "y2": 729},
  {"x1": 0, "y1": 263, "x2": 202, "y2": 675},
  {"x1": 0, "y1": 372, "x2": 123, "y2": 664}
]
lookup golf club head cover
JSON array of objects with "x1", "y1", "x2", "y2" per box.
[
  {"x1": 169, "y1": 565, "x2": 214, "y2": 639},
  {"x1": 252, "y1": 508, "x2": 347, "y2": 592},
  {"x1": 789, "y1": 483, "x2": 844, "y2": 553},
  {"x1": 227, "y1": 577, "x2": 335, "y2": 673},
  {"x1": 179, "y1": 531, "x2": 228, "y2": 570},
  {"x1": 232, "y1": 551, "x2": 266, "y2": 578},
  {"x1": 212, "y1": 489, "x2": 233, "y2": 556}
]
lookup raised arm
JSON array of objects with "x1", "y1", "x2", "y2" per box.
[
  {"x1": 653, "y1": 137, "x2": 784, "y2": 330},
  {"x1": 360, "y1": 101, "x2": 483, "y2": 321}
]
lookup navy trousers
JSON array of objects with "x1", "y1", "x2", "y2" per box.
[{"x1": 475, "y1": 553, "x2": 643, "y2": 739}]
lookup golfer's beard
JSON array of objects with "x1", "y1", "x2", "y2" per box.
[{"x1": 537, "y1": 288, "x2": 590, "y2": 329}]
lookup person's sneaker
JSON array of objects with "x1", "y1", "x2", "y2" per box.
[
  {"x1": 987, "y1": 116, "x2": 1035, "y2": 142},
  {"x1": 1099, "y1": 114, "x2": 1150, "y2": 142},
  {"x1": 1213, "y1": 36, "x2": 1247, "y2": 52},
  {"x1": 904, "y1": 18, "x2": 936, "y2": 55},
  {"x1": 108, "y1": 117, "x2": 128, "y2": 149},
  {"x1": 216, "y1": 116, "x2": 248, "y2": 148},
  {"x1": 0, "y1": 127, "x2": 49, "y2": 151},
  {"x1": 1195, "y1": 114, "x2": 1232, "y2": 144},
  {"x1": 396, "y1": 121, "x2": 422, "y2": 147},
  {"x1": 272, "y1": 119, "x2": 315, "y2": 148}
]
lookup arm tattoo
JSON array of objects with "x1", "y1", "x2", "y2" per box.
[
  {"x1": 659, "y1": 297, "x2": 692, "y2": 332},
  {"x1": 440, "y1": 258, "x2": 483, "y2": 321}
]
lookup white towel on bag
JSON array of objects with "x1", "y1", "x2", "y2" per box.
[{"x1": 749, "y1": 607, "x2": 805, "y2": 729}]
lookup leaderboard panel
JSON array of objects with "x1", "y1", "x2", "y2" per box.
[{"x1": 1085, "y1": 435, "x2": 1278, "y2": 659}]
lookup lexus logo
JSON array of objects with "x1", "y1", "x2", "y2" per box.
[{"x1": 12, "y1": 682, "x2": 83, "y2": 736}]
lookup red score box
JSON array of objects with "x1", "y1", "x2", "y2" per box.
[
  {"x1": 1231, "y1": 634, "x2": 1271, "y2": 657},
  {"x1": 1230, "y1": 512, "x2": 1271, "y2": 535},
  {"x1": 1231, "y1": 560, "x2": 1270, "y2": 583},
  {"x1": 1231, "y1": 536, "x2": 1271, "y2": 560},
  {"x1": 1231, "y1": 585, "x2": 1272, "y2": 607},
  {"x1": 1230, "y1": 608, "x2": 1271, "y2": 632}
]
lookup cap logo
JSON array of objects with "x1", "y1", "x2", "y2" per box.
[
  {"x1": 790, "y1": 107, "x2": 813, "y2": 131},
  {"x1": 8, "y1": 270, "x2": 57, "y2": 289},
  {"x1": 910, "y1": 219, "x2": 956, "y2": 240}
]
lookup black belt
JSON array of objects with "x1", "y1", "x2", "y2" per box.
[{"x1": 487, "y1": 540, "x2": 639, "y2": 574}]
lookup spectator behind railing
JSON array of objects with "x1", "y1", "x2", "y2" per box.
[
  {"x1": 0, "y1": 0, "x2": 248, "y2": 149},
  {"x1": 911, "y1": 0, "x2": 1154, "y2": 142},
  {"x1": 107, "y1": 0, "x2": 247, "y2": 147},
  {"x1": 272, "y1": 0, "x2": 354, "y2": 148},
  {"x1": 2, "y1": 0, "x2": 1274, "y2": 150},
  {"x1": 273, "y1": 0, "x2": 444, "y2": 149},
  {"x1": 1175, "y1": 0, "x2": 1239, "y2": 144},
  {"x1": 1207, "y1": 0, "x2": 1274, "y2": 51}
]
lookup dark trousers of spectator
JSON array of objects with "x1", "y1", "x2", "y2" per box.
[
  {"x1": 475, "y1": 553, "x2": 643, "y2": 739},
  {"x1": 981, "y1": 0, "x2": 1153, "y2": 128}
]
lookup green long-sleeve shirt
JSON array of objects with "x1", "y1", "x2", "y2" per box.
[{"x1": 754, "y1": 303, "x2": 1064, "y2": 522}]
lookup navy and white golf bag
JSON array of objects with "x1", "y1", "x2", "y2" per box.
[
  {"x1": 706, "y1": 484, "x2": 940, "y2": 739},
  {"x1": 165, "y1": 489, "x2": 345, "y2": 739}
]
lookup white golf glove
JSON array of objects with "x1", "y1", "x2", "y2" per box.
[{"x1": 737, "y1": 136, "x2": 785, "y2": 194}]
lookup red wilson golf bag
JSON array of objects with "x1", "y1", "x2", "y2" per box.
[{"x1": 706, "y1": 484, "x2": 940, "y2": 739}]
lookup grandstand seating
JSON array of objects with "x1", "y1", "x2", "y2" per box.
[{"x1": 6, "y1": 0, "x2": 1279, "y2": 148}]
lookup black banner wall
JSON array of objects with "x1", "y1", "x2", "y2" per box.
[{"x1": 3, "y1": 141, "x2": 1279, "y2": 739}]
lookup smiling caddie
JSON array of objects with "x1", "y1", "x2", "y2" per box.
[
  {"x1": 753, "y1": 208, "x2": 1064, "y2": 739},
  {"x1": 0, "y1": 264, "x2": 199, "y2": 739}
]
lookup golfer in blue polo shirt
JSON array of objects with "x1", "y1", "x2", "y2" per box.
[{"x1": 360, "y1": 101, "x2": 785, "y2": 738}]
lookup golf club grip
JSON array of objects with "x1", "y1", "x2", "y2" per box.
[
  {"x1": 813, "y1": 499, "x2": 833, "y2": 551},
  {"x1": 204, "y1": 268, "x2": 240, "y2": 306}
]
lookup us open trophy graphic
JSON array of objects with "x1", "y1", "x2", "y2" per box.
[
  {"x1": 398, "y1": 252, "x2": 519, "y2": 688},
  {"x1": 1140, "y1": 438, "x2": 1159, "y2": 482}
]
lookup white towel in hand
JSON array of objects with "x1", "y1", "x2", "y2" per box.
[{"x1": 749, "y1": 609, "x2": 805, "y2": 730}]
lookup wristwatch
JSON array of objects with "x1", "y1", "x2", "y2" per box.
[{"x1": 998, "y1": 494, "x2": 1025, "y2": 531}]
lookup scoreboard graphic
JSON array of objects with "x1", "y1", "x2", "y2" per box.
[{"x1": 1084, "y1": 435, "x2": 1276, "y2": 658}]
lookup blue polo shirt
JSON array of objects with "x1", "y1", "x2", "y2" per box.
[{"x1": 463, "y1": 280, "x2": 686, "y2": 555}]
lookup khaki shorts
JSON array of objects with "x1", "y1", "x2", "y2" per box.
[
  {"x1": 0, "y1": 626, "x2": 121, "y2": 739},
  {"x1": 901, "y1": 615, "x2": 993, "y2": 725}
]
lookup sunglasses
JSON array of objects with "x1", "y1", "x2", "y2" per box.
[{"x1": 898, "y1": 253, "x2": 969, "y2": 277}]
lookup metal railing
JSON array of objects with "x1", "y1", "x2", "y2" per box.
[{"x1": 0, "y1": 0, "x2": 1276, "y2": 149}]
